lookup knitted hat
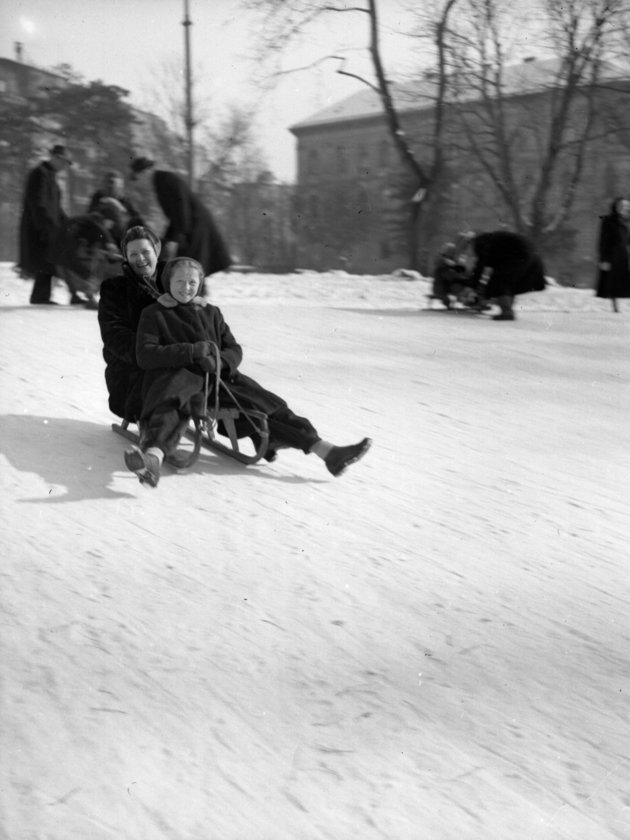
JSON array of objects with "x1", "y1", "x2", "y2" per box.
[
  {"x1": 121, "y1": 225, "x2": 161, "y2": 260},
  {"x1": 160, "y1": 257, "x2": 204, "y2": 295},
  {"x1": 129, "y1": 156, "x2": 154, "y2": 179}
]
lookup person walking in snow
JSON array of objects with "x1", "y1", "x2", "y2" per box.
[
  {"x1": 129, "y1": 156, "x2": 231, "y2": 278},
  {"x1": 123, "y1": 256, "x2": 371, "y2": 487},
  {"x1": 18, "y1": 144, "x2": 74, "y2": 305},
  {"x1": 595, "y1": 197, "x2": 630, "y2": 313},
  {"x1": 468, "y1": 230, "x2": 547, "y2": 321}
]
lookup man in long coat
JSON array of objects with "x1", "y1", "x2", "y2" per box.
[
  {"x1": 18, "y1": 144, "x2": 73, "y2": 304},
  {"x1": 129, "y1": 157, "x2": 231, "y2": 277}
]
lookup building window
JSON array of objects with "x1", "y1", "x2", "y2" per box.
[
  {"x1": 306, "y1": 148, "x2": 319, "y2": 175},
  {"x1": 357, "y1": 186, "x2": 370, "y2": 213},
  {"x1": 336, "y1": 145, "x2": 348, "y2": 174},
  {"x1": 357, "y1": 144, "x2": 370, "y2": 175}
]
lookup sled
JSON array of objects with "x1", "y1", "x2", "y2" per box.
[
  {"x1": 112, "y1": 345, "x2": 270, "y2": 470},
  {"x1": 425, "y1": 289, "x2": 493, "y2": 313}
]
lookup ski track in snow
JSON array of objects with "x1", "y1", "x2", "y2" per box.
[{"x1": 0, "y1": 266, "x2": 629, "y2": 839}]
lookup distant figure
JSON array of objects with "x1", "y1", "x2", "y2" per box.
[
  {"x1": 470, "y1": 230, "x2": 547, "y2": 321},
  {"x1": 129, "y1": 156, "x2": 231, "y2": 278},
  {"x1": 49, "y1": 205, "x2": 121, "y2": 308},
  {"x1": 432, "y1": 241, "x2": 476, "y2": 308},
  {"x1": 595, "y1": 197, "x2": 630, "y2": 313},
  {"x1": 18, "y1": 144, "x2": 74, "y2": 305},
  {"x1": 88, "y1": 170, "x2": 143, "y2": 245}
]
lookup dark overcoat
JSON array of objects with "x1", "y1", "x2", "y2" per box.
[
  {"x1": 97, "y1": 262, "x2": 165, "y2": 421},
  {"x1": 136, "y1": 297, "x2": 286, "y2": 424},
  {"x1": 18, "y1": 161, "x2": 67, "y2": 276},
  {"x1": 470, "y1": 231, "x2": 547, "y2": 298},
  {"x1": 596, "y1": 204, "x2": 630, "y2": 299},
  {"x1": 152, "y1": 170, "x2": 232, "y2": 276},
  {"x1": 49, "y1": 212, "x2": 115, "y2": 280}
]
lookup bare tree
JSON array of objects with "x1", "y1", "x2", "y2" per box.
[
  {"x1": 441, "y1": 0, "x2": 627, "y2": 244},
  {"x1": 243, "y1": 0, "x2": 463, "y2": 268}
]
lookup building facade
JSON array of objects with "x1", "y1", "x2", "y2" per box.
[{"x1": 290, "y1": 59, "x2": 630, "y2": 284}]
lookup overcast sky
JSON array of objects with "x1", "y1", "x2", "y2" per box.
[{"x1": 1, "y1": 0, "x2": 430, "y2": 181}]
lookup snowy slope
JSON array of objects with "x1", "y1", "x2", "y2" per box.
[{"x1": 1, "y1": 266, "x2": 628, "y2": 840}]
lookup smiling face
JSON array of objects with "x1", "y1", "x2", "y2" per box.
[
  {"x1": 125, "y1": 238, "x2": 158, "y2": 279},
  {"x1": 169, "y1": 263, "x2": 201, "y2": 304}
]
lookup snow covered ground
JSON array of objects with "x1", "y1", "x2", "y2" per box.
[{"x1": 1, "y1": 263, "x2": 628, "y2": 840}]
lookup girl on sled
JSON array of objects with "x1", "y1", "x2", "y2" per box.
[{"x1": 123, "y1": 255, "x2": 371, "y2": 487}]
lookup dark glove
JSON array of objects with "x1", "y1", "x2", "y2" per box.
[
  {"x1": 192, "y1": 340, "x2": 211, "y2": 360},
  {"x1": 198, "y1": 355, "x2": 217, "y2": 373}
]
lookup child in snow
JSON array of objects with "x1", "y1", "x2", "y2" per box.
[
  {"x1": 124, "y1": 257, "x2": 371, "y2": 487},
  {"x1": 431, "y1": 242, "x2": 474, "y2": 308}
]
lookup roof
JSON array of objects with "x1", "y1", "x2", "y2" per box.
[{"x1": 290, "y1": 57, "x2": 629, "y2": 132}]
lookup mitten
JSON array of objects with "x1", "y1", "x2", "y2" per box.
[
  {"x1": 192, "y1": 340, "x2": 210, "y2": 359},
  {"x1": 198, "y1": 355, "x2": 216, "y2": 373}
]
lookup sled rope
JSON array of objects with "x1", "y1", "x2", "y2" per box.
[{"x1": 206, "y1": 341, "x2": 268, "y2": 438}]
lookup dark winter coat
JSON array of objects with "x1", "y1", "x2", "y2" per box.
[
  {"x1": 136, "y1": 296, "x2": 286, "y2": 426},
  {"x1": 97, "y1": 262, "x2": 166, "y2": 421},
  {"x1": 49, "y1": 212, "x2": 116, "y2": 280},
  {"x1": 470, "y1": 231, "x2": 547, "y2": 298},
  {"x1": 152, "y1": 170, "x2": 232, "y2": 276},
  {"x1": 595, "y1": 202, "x2": 630, "y2": 299},
  {"x1": 18, "y1": 161, "x2": 68, "y2": 276}
]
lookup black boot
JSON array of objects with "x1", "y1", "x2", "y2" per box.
[
  {"x1": 493, "y1": 295, "x2": 516, "y2": 320},
  {"x1": 324, "y1": 438, "x2": 372, "y2": 477}
]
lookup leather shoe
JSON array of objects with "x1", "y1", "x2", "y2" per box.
[{"x1": 324, "y1": 437, "x2": 372, "y2": 477}]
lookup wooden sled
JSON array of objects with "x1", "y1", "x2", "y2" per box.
[{"x1": 112, "y1": 346, "x2": 270, "y2": 471}]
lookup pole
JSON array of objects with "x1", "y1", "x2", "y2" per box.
[{"x1": 183, "y1": 0, "x2": 194, "y2": 189}]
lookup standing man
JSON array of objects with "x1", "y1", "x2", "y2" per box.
[
  {"x1": 18, "y1": 144, "x2": 73, "y2": 305},
  {"x1": 129, "y1": 156, "x2": 231, "y2": 278}
]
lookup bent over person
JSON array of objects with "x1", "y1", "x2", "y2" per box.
[
  {"x1": 129, "y1": 156, "x2": 231, "y2": 278},
  {"x1": 470, "y1": 230, "x2": 546, "y2": 320},
  {"x1": 123, "y1": 256, "x2": 371, "y2": 487}
]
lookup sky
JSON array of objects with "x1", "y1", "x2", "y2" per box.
[{"x1": 0, "y1": 0, "x2": 426, "y2": 181}]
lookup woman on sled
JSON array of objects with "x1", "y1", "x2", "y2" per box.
[
  {"x1": 97, "y1": 226, "x2": 370, "y2": 487},
  {"x1": 124, "y1": 257, "x2": 371, "y2": 486}
]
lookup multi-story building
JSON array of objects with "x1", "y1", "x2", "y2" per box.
[{"x1": 290, "y1": 58, "x2": 630, "y2": 284}]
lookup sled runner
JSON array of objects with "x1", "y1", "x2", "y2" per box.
[{"x1": 112, "y1": 345, "x2": 270, "y2": 470}]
